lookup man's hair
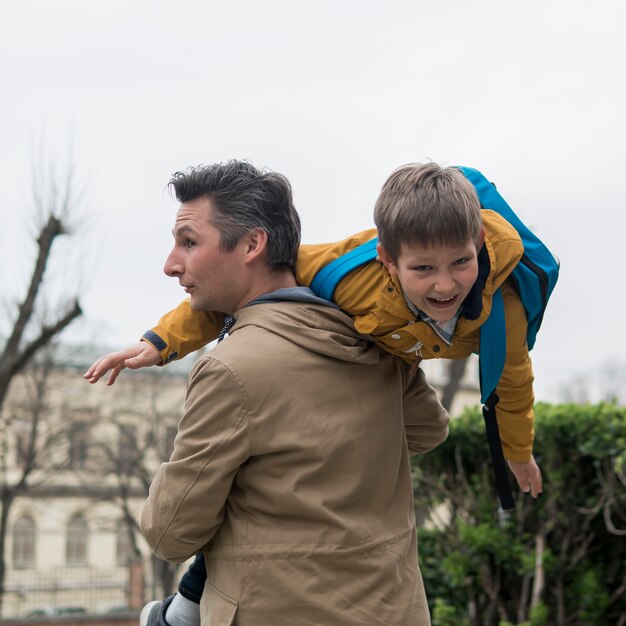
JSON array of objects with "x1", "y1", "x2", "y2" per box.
[
  {"x1": 373, "y1": 163, "x2": 482, "y2": 260},
  {"x1": 169, "y1": 160, "x2": 301, "y2": 270}
]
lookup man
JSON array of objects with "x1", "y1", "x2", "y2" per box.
[{"x1": 140, "y1": 160, "x2": 449, "y2": 625}]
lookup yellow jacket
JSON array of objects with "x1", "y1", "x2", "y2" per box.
[{"x1": 145, "y1": 210, "x2": 534, "y2": 462}]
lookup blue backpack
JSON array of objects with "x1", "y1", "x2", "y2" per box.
[{"x1": 310, "y1": 166, "x2": 559, "y2": 510}]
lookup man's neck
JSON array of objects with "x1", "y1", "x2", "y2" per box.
[{"x1": 233, "y1": 268, "x2": 297, "y2": 312}]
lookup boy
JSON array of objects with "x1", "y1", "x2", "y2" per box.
[{"x1": 87, "y1": 162, "x2": 541, "y2": 495}]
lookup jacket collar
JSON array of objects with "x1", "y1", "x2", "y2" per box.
[{"x1": 459, "y1": 244, "x2": 490, "y2": 321}]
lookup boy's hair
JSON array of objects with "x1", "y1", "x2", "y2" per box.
[
  {"x1": 374, "y1": 162, "x2": 483, "y2": 260},
  {"x1": 169, "y1": 160, "x2": 301, "y2": 271}
]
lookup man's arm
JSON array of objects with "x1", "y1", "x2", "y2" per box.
[
  {"x1": 402, "y1": 364, "x2": 449, "y2": 456},
  {"x1": 140, "y1": 356, "x2": 249, "y2": 562}
]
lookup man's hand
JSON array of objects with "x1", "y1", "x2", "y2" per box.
[
  {"x1": 507, "y1": 455, "x2": 543, "y2": 498},
  {"x1": 84, "y1": 342, "x2": 162, "y2": 386}
]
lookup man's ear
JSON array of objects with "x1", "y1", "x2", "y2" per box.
[
  {"x1": 376, "y1": 242, "x2": 398, "y2": 275},
  {"x1": 243, "y1": 228, "x2": 269, "y2": 263}
]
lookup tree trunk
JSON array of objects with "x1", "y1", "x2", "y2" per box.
[
  {"x1": 555, "y1": 578, "x2": 566, "y2": 626},
  {"x1": 0, "y1": 489, "x2": 15, "y2": 616},
  {"x1": 441, "y1": 358, "x2": 469, "y2": 412},
  {"x1": 152, "y1": 555, "x2": 178, "y2": 599},
  {"x1": 517, "y1": 573, "x2": 531, "y2": 624},
  {"x1": 0, "y1": 176, "x2": 83, "y2": 612},
  {"x1": 531, "y1": 532, "x2": 546, "y2": 609}
]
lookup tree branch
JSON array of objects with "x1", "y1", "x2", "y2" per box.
[
  {"x1": 1, "y1": 215, "x2": 65, "y2": 365},
  {"x1": 603, "y1": 499, "x2": 626, "y2": 536},
  {"x1": 8, "y1": 300, "x2": 82, "y2": 379}
]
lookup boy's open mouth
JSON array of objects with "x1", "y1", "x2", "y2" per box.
[{"x1": 426, "y1": 295, "x2": 458, "y2": 308}]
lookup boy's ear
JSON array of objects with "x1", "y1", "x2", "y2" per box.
[
  {"x1": 476, "y1": 228, "x2": 486, "y2": 250},
  {"x1": 376, "y1": 242, "x2": 398, "y2": 275}
]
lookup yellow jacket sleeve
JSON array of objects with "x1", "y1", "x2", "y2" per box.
[
  {"x1": 142, "y1": 299, "x2": 226, "y2": 364},
  {"x1": 495, "y1": 281, "x2": 535, "y2": 462}
]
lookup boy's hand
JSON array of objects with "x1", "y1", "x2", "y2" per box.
[
  {"x1": 507, "y1": 455, "x2": 543, "y2": 498},
  {"x1": 84, "y1": 342, "x2": 162, "y2": 386}
]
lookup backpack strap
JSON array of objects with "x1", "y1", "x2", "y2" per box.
[
  {"x1": 479, "y1": 288, "x2": 515, "y2": 510},
  {"x1": 479, "y1": 288, "x2": 506, "y2": 405},
  {"x1": 482, "y1": 393, "x2": 515, "y2": 510},
  {"x1": 310, "y1": 237, "x2": 379, "y2": 301}
]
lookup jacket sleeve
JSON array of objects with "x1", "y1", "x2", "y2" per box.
[
  {"x1": 140, "y1": 357, "x2": 250, "y2": 562},
  {"x1": 402, "y1": 363, "x2": 449, "y2": 456},
  {"x1": 495, "y1": 281, "x2": 536, "y2": 462},
  {"x1": 141, "y1": 299, "x2": 226, "y2": 364}
]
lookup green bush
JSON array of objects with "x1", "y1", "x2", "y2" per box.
[{"x1": 413, "y1": 403, "x2": 626, "y2": 626}]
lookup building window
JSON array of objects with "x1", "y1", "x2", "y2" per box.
[
  {"x1": 69, "y1": 422, "x2": 89, "y2": 470},
  {"x1": 116, "y1": 521, "x2": 132, "y2": 566},
  {"x1": 118, "y1": 425, "x2": 138, "y2": 475},
  {"x1": 12, "y1": 515, "x2": 36, "y2": 569},
  {"x1": 66, "y1": 514, "x2": 89, "y2": 566}
]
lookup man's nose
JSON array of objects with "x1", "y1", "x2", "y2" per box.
[{"x1": 164, "y1": 248, "x2": 182, "y2": 277}]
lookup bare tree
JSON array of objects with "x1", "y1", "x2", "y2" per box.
[
  {"x1": 0, "y1": 348, "x2": 86, "y2": 615},
  {"x1": 91, "y1": 370, "x2": 186, "y2": 600},
  {"x1": 0, "y1": 160, "x2": 83, "y2": 614}
]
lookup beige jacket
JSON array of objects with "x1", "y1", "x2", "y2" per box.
[{"x1": 141, "y1": 299, "x2": 449, "y2": 625}]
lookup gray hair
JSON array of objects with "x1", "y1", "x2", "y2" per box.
[{"x1": 169, "y1": 160, "x2": 301, "y2": 270}]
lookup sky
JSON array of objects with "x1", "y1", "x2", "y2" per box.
[{"x1": 1, "y1": 0, "x2": 624, "y2": 402}]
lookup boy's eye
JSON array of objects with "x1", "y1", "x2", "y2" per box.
[
  {"x1": 411, "y1": 265, "x2": 432, "y2": 272},
  {"x1": 453, "y1": 257, "x2": 469, "y2": 266}
]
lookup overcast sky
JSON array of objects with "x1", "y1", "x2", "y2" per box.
[{"x1": 1, "y1": 0, "x2": 624, "y2": 401}]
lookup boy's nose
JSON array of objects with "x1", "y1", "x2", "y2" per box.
[{"x1": 434, "y1": 273, "x2": 455, "y2": 293}]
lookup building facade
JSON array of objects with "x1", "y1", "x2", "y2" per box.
[
  {"x1": 0, "y1": 347, "x2": 479, "y2": 619},
  {"x1": 0, "y1": 353, "x2": 189, "y2": 619}
]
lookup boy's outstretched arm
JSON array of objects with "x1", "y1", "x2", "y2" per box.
[
  {"x1": 84, "y1": 342, "x2": 162, "y2": 386},
  {"x1": 84, "y1": 300, "x2": 225, "y2": 385}
]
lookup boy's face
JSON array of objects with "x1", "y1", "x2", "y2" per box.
[{"x1": 377, "y1": 232, "x2": 484, "y2": 322}]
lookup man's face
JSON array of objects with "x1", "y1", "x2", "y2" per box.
[
  {"x1": 379, "y1": 235, "x2": 483, "y2": 322},
  {"x1": 164, "y1": 197, "x2": 247, "y2": 314}
]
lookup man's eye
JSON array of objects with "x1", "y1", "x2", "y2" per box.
[{"x1": 185, "y1": 239, "x2": 196, "y2": 248}]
